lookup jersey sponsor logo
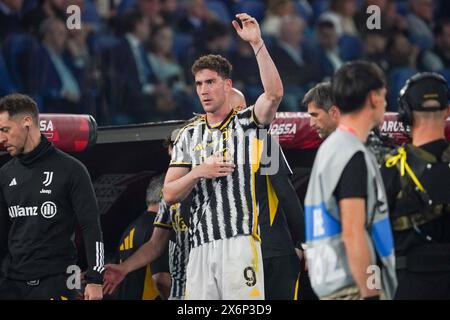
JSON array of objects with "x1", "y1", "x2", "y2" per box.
[
  {"x1": 40, "y1": 201, "x2": 57, "y2": 218},
  {"x1": 9, "y1": 178, "x2": 17, "y2": 186},
  {"x1": 43, "y1": 171, "x2": 54, "y2": 187},
  {"x1": 8, "y1": 205, "x2": 38, "y2": 218},
  {"x1": 40, "y1": 188, "x2": 52, "y2": 195}
]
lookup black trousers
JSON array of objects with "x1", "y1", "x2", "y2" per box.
[
  {"x1": 263, "y1": 254, "x2": 300, "y2": 300},
  {"x1": 0, "y1": 273, "x2": 80, "y2": 300},
  {"x1": 395, "y1": 270, "x2": 450, "y2": 300},
  {"x1": 297, "y1": 258, "x2": 319, "y2": 301}
]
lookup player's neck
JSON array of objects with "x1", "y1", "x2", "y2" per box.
[{"x1": 206, "y1": 106, "x2": 233, "y2": 127}]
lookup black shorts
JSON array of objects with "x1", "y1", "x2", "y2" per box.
[{"x1": 0, "y1": 273, "x2": 80, "y2": 300}]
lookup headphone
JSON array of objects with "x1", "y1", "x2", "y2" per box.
[{"x1": 398, "y1": 72, "x2": 450, "y2": 127}]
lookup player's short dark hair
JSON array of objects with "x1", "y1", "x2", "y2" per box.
[
  {"x1": 332, "y1": 60, "x2": 385, "y2": 114},
  {"x1": 302, "y1": 82, "x2": 334, "y2": 111},
  {"x1": 0, "y1": 93, "x2": 39, "y2": 123},
  {"x1": 191, "y1": 54, "x2": 232, "y2": 79}
]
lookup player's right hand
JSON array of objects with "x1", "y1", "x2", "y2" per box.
[
  {"x1": 103, "y1": 264, "x2": 127, "y2": 295},
  {"x1": 194, "y1": 153, "x2": 235, "y2": 179}
]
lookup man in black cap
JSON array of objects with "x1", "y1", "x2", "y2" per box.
[{"x1": 382, "y1": 72, "x2": 450, "y2": 299}]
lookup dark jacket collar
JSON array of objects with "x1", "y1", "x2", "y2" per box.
[{"x1": 17, "y1": 135, "x2": 55, "y2": 166}]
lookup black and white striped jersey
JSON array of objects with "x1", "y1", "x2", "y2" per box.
[
  {"x1": 169, "y1": 106, "x2": 267, "y2": 248},
  {"x1": 154, "y1": 200, "x2": 190, "y2": 299}
]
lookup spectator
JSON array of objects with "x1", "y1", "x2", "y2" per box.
[
  {"x1": 183, "y1": 20, "x2": 233, "y2": 87},
  {"x1": 319, "y1": 0, "x2": 359, "y2": 38},
  {"x1": 419, "y1": 19, "x2": 450, "y2": 71},
  {"x1": 109, "y1": 10, "x2": 164, "y2": 124},
  {"x1": 137, "y1": 0, "x2": 164, "y2": 28},
  {"x1": 160, "y1": 0, "x2": 179, "y2": 28},
  {"x1": 261, "y1": 0, "x2": 296, "y2": 37},
  {"x1": 271, "y1": 16, "x2": 322, "y2": 110},
  {"x1": 406, "y1": 0, "x2": 435, "y2": 50},
  {"x1": 230, "y1": 37, "x2": 263, "y2": 104},
  {"x1": 23, "y1": 0, "x2": 67, "y2": 37},
  {"x1": 386, "y1": 30, "x2": 418, "y2": 109},
  {"x1": 0, "y1": 0, "x2": 24, "y2": 44},
  {"x1": 177, "y1": 0, "x2": 216, "y2": 35},
  {"x1": 147, "y1": 24, "x2": 192, "y2": 120},
  {"x1": 362, "y1": 29, "x2": 389, "y2": 72},
  {"x1": 315, "y1": 19, "x2": 344, "y2": 79},
  {"x1": 37, "y1": 17, "x2": 92, "y2": 114},
  {"x1": 433, "y1": 19, "x2": 450, "y2": 69},
  {"x1": 193, "y1": 20, "x2": 233, "y2": 57},
  {"x1": 386, "y1": 30, "x2": 419, "y2": 72}
]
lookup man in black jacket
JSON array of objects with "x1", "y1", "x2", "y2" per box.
[
  {"x1": 0, "y1": 93, "x2": 104, "y2": 300},
  {"x1": 382, "y1": 72, "x2": 450, "y2": 299}
]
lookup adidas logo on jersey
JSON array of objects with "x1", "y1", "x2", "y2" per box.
[{"x1": 9, "y1": 178, "x2": 17, "y2": 186}]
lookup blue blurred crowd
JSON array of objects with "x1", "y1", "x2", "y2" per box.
[{"x1": 1, "y1": 0, "x2": 450, "y2": 126}]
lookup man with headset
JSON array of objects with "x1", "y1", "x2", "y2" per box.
[{"x1": 382, "y1": 72, "x2": 450, "y2": 299}]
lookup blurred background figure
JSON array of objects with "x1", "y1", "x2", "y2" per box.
[
  {"x1": 115, "y1": 174, "x2": 171, "y2": 300},
  {"x1": 406, "y1": 0, "x2": 435, "y2": 50},
  {"x1": 36, "y1": 17, "x2": 94, "y2": 114},
  {"x1": 0, "y1": 0, "x2": 24, "y2": 44},
  {"x1": 271, "y1": 15, "x2": 322, "y2": 111}
]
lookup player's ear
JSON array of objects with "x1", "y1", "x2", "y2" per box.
[
  {"x1": 225, "y1": 79, "x2": 232, "y2": 91},
  {"x1": 22, "y1": 115, "x2": 33, "y2": 129}
]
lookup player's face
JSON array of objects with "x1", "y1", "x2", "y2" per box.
[
  {"x1": 195, "y1": 69, "x2": 231, "y2": 114},
  {"x1": 0, "y1": 112, "x2": 28, "y2": 156},
  {"x1": 307, "y1": 102, "x2": 337, "y2": 139}
]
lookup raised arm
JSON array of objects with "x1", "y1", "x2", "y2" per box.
[{"x1": 232, "y1": 13, "x2": 283, "y2": 125}]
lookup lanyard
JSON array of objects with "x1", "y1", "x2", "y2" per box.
[{"x1": 338, "y1": 124, "x2": 357, "y2": 136}]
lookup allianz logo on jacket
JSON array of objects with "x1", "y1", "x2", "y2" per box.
[{"x1": 8, "y1": 201, "x2": 58, "y2": 219}]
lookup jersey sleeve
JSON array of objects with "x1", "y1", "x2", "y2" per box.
[
  {"x1": 154, "y1": 200, "x2": 173, "y2": 230},
  {"x1": 236, "y1": 105, "x2": 269, "y2": 131},
  {"x1": 169, "y1": 128, "x2": 192, "y2": 168},
  {"x1": 69, "y1": 160, "x2": 104, "y2": 284}
]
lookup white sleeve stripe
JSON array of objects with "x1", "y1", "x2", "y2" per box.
[{"x1": 93, "y1": 242, "x2": 104, "y2": 273}]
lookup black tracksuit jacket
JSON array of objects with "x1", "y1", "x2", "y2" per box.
[{"x1": 0, "y1": 135, "x2": 103, "y2": 284}]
